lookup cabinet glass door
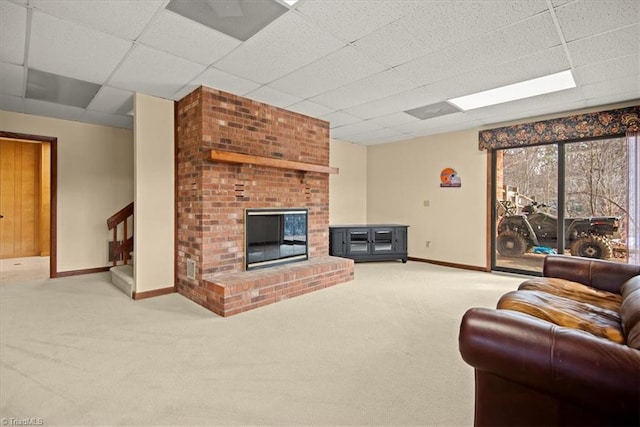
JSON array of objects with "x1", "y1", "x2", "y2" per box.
[
  {"x1": 372, "y1": 229, "x2": 393, "y2": 253},
  {"x1": 349, "y1": 230, "x2": 369, "y2": 253}
]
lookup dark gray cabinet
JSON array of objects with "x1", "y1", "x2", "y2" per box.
[{"x1": 329, "y1": 224, "x2": 408, "y2": 263}]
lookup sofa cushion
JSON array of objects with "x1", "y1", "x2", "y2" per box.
[
  {"x1": 620, "y1": 276, "x2": 640, "y2": 349},
  {"x1": 519, "y1": 277, "x2": 622, "y2": 312},
  {"x1": 498, "y1": 290, "x2": 625, "y2": 343}
]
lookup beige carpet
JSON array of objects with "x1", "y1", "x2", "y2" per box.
[{"x1": 0, "y1": 261, "x2": 523, "y2": 426}]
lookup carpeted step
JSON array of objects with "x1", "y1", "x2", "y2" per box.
[{"x1": 110, "y1": 264, "x2": 133, "y2": 297}]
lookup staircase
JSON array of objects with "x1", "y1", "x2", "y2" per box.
[{"x1": 107, "y1": 202, "x2": 134, "y2": 297}]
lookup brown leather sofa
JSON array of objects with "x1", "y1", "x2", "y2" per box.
[{"x1": 459, "y1": 255, "x2": 640, "y2": 426}]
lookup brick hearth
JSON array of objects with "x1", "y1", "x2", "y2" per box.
[{"x1": 175, "y1": 86, "x2": 354, "y2": 316}]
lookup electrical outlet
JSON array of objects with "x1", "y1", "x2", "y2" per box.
[{"x1": 426, "y1": 240, "x2": 431, "y2": 248}]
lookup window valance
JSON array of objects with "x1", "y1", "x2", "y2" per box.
[{"x1": 478, "y1": 105, "x2": 640, "y2": 150}]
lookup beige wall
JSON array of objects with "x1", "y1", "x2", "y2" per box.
[
  {"x1": 133, "y1": 94, "x2": 174, "y2": 293},
  {"x1": 329, "y1": 139, "x2": 367, "y2": 225},
  {"x1": 0, "y1": 110, "x2": 133, "y2": 272},
  {"x1": 367, "y1": 129, "x2": 488, "y2": 268}
]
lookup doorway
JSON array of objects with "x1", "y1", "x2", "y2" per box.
[
  {"x1": 0, "y1": 131, "x2": 57, "y2": 282},
  {"x1": 492, "y1": 136, "x2": 634, "y2": 275}
]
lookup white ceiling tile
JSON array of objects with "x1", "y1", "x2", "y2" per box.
[
  {"x1": 173, "y1": 67, "x2": 261, "y2": 101},
  {"x1": 213, "y1": 12, "x2": 345, "y2": 83},
  {"x1": 555, "y1": 0, "x2": 640, "y2": 42},
  {"x1": 344, "y1": 87, "x2": 442, "y2": 120},
  {"x1": 582, "y1": 76, "x2": 640, "y2": 100},
  {"x1": 341, "y1": 127, "x2": 408, "y2": 145},
  {"x1": 368, "y1": 112, "x2": 420, "y2": 128},
  {"x1": 0, "y1": 62, "x2": 24, "y2": 97},
  {"x1": 0, "y1": 1, "x2": 27, "y2": 64},
  {"x1": 81, "y1": 110, "x2": 133, "y2": 129},
  {"x1": 29, "y1": 11, "x2": 132, "y2": 84},
  {"x1": 296, "y1": 1, "x2": 421, "y2": 43},
  {"x1": 31, "y1": 0, "x2": 165, "y2": 40},
  {"x1": 0, "y1": 93, "x2": 24, "y2": 113},
  {"x1": 23, "y1": 97, "x2": 84, "y2": 122},
  {"x1": 395, "y1": 112, "x2": 472, "y2": 134},
  {"x1": 568, "y1": 24, "x2": 640, "y2": 68},
  {"x1": 87, "y1": 86, "x2": 134, "y2": 114},
  {"x1": 551, "y1": 0, "x2": 573, "y2": 6},
  {"x1": 245, "y1": 86, "x2": 302, "y2": 109},
  {"x1": 319, "y1": 111, "x2": 361, "y2": 128},
  {"x1": 139, "y1": 11, "x2": 241, "y2": 66},
  {"x1": 584, "y1": 92, "x2": 640, "y2": 108},
  {"x1": 400, "y1": 1, "x2": 550, "y2": 57},
  {"x1": 286, "y1": 100, "x2": 333, "y2": 118},
  {"x1": 574, "y1": 54, "x2": 639, "y2": 86},
  {"x1": 269, "y1": 46, "x2": 386, "y2": 99},
  {"x1": 109, "y1": 45, "x2": 206, "y2": 100},
  {"x1": 330, "y1": 120, "x2": 384, "y2": 139},
  {"x1": 351, "y1": 19, "x2": 428, "y2": 68},
  {"x1": 311, "y1": 70, "x2": 418, "y2": 110},
  {"x1": 396, "y1": 12, "x2": 561, "y2": 86}
]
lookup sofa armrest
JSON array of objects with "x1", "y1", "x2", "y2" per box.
[
  {"x1": 459, "y1": 307, "x2": 640, "y2": 418},
  {"x1": 543, "y1": 255, "x2": 640, "y2": 293}
]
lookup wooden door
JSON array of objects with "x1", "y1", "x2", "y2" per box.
[{"x1": 0, "y1": 139, "x2": 41, "y2": 258}]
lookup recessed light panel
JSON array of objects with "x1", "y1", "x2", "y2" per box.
[
  {"x1": 404, "y1": 101, "x2": 461, "y2": 120},
  {"x1": 448, "y1": 70, "x2": 576, "y2": 111},
  {"x1": 166, "y1": 0, "x2": 289, "y2": 42},
  {"x1": 26, "y1": 68, "x2": 101, "y2": 108}
]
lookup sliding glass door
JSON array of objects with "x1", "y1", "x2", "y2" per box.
[{"x1": 493, "y1": 136, "x2": 632, "y2": 275}]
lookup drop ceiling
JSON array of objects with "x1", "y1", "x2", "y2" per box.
[{"x1": 0, "y1": 0, "x2": 638, "y2": 145}]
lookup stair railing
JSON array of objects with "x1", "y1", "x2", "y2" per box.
[{"x1": 107, "y1": 202, "x2": 134, "y2": 266}]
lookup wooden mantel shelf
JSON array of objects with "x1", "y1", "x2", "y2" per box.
[{"x1": 210, "y1": 150, "x2": 339, "y2": 175}]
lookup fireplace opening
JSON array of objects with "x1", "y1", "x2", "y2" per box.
[{"x1": 245, "y1": 208, "x2": 308, "y2": 270}]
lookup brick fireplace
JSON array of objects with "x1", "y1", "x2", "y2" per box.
[{"x1": 175, "y1": 86, "x2": 354, "y2": 316}]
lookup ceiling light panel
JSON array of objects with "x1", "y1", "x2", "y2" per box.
[
  {"x1": 448, "y1": 70, "x2": 576, "y2": 110},
  {"x1": 31, "y1": 0, "x2": 165, "y2": 40},
  {"x1": 26, "y1": 68, "x2": 101, "y2": 108},
  {"x1": 166, "y1": 0, "x2": 288, "y2": 42},
  {"x1": 0, "y1": 1, "x2": 27, "y2": 64},
  {"x1": 140, "y1": 11, "x2": 241, "y2": 66},
  {"x1": 213, "y1": 12, "x2": 345, "y2": 83},
  {"x1": 29, "y1": 11, "x2": 132, "y2": 84}
]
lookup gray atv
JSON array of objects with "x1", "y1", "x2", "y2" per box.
[{"x1": 497, "y1": 203, "x2": 619, "y2": 259}]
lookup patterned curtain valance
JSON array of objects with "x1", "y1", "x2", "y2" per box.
[{"x1": 478, "y1": 105, "x2": 640, "y2": 150}]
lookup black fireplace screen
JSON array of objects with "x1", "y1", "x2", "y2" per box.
[{"x1": 245, "y1": 209, "x2": 308, "y2": 270}]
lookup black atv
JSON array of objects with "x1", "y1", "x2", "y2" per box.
[{"x1": 496, "y1": 202, "x2": 619, "y2": 259}]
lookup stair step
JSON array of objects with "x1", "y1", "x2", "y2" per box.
[{"x1": 110, "y1": 264, "x2": 133, "y2": 297}]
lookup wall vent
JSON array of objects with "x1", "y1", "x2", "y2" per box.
[{"x1": 186, "y1": 258, "x2": 196, "y2": 280}]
